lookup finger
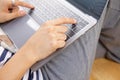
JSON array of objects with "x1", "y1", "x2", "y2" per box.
[
  {"x1": 57, "y1": 40, "x2": 66, "y2": 48},
  {"x1": 12, "y1": 6, "x2": 19, "y2": 12},
  {"x1": 54, "y1": 26, "x2": 68, "y2": 33},
  {"x1": 5, "y1": 10, "x2": 26, "y2": 21},
  {"x1": 45, "y1": 17, "x2": 77, "y2": 26},
  {"x1": 15, "y1": 1, "x2": 34, "y2": 9},
  {"x1": 56, "y1": 33, "x2": 67, "y2": 40}
]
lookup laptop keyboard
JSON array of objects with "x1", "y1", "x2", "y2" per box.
[{"x1": 24, "y1": 0, "x2": 89, "y2": 39}]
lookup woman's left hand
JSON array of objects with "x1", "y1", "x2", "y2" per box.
[{"x1": 0, "y1": 0, "x2": 34, "y2": 23}]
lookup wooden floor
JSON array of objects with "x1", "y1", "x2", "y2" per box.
[{"x1": 90, "y1": 58, "x2": 120, "y2": 80}]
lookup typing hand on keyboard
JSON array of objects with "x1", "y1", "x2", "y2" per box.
[{"x1": 23, "y1": 17, "x2": 76, "y2": 62}]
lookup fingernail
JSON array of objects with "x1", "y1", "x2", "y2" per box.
[
  {"x1": 73, "y1": 19, "x2": 77, "y2": 23},
  {"x1": 19, "y1": 11, "x2": 26, "y2": 16},
  {"x1": 30, "y1": 5, "x2": 35, "y2": 8}
]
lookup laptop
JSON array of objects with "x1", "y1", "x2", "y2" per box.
[{"x1": 1, "y1": 0, "x2": 97, "y2": 71}]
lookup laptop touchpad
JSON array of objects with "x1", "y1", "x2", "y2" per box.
[{"x1": 1, "y1": 15, "x2": 39, "y2": 49}]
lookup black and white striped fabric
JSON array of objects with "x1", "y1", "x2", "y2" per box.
[{"x1": 0, "y1": 46, "x2": 43, "y2": 80}]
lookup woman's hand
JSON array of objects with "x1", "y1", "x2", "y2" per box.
[
  {"x1": 0, "y1": 18, "x2": 76, "y2": 80},
  {"x1": 0, "y1": 0, "x2": 34, "y2": 23},
  {"x1": 20, "y1": 17, "x2": 76, "y2": 62}
]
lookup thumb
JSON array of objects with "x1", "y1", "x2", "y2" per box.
[{"x1": 5, "y1": 10, "x2": 26, "y2": 21}]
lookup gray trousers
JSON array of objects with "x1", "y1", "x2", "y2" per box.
[
  {"x1": 39, "y1": 0, "x2": 109, "y2": 80},
  {"x1": 97, "y1": 0, "x2": 120, "y2": 62}
]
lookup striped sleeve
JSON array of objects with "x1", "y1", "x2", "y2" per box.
[
  {"x1": 0, "y1": 46, "x2": 43, "y2": 80},
  {"x1": 0, "y1": 46, "x2": 14, "y2": 68}
]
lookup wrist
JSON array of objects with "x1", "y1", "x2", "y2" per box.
[{"x1": 17, "y1": 45, "x2": 38, "y2": 65}]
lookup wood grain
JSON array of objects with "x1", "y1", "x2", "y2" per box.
[{"x1": 90, "y1": 58, "x2": 120, "y2": 80}]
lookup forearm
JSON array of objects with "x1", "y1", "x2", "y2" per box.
[
  {"x1": 0, "y1": 46, "x2": 37, "y2": 80},
  {"x1": 0, "y1": 16, "x2": 75, "y2": 79}
]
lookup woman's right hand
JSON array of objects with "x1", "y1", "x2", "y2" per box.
[
  {"x1": 0, "y1": 18, "x2": 76, "y2": 80},
  {"x1": 20, "y1": 17, "x2": 76, "y2": 62}
]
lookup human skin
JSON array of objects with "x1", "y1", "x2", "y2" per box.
[
  {"x1": 0, "y1": 0, "x2": 76, "y2": 80},
  {"x1": 0, "y1": 0, "x2": 34, "y2": 23}
]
